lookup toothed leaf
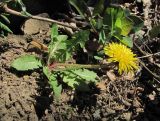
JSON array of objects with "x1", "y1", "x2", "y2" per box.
[{"x1": 11, "y1": 55, "x2": 42, "y2": 71}]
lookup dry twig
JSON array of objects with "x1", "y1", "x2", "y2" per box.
[
  {"x1": 134, "y1": 42, "x2": 160, "y2": 81},
  {"x1": 2, "y1": 4, "x2": 79, "y2": 30},
  {"x1": 138, "y1": 51, "x2": 160, "y2": 59}
]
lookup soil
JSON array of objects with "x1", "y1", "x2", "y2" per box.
[{"x1": 0, "y1": 0, "x2": 160, "y2": 121}]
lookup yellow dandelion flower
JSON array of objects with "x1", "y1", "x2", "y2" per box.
[{"x1": 104, "y1": 42, "x2": 139, "y2": 74}]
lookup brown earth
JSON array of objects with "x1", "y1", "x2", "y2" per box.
[{"x1": 0, "y1": 26, "x2": 159, "y2": 121}]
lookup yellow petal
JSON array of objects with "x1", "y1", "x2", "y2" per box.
[{"x1": 104, "y1": 42, "x2": 139, "y2": 74}]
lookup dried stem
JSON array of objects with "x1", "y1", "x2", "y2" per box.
[
  {"x1": 134, "y1": 42, "x2": 160, "y2": 81},
  {"x1": 2, "y1": 4, "x2": 79, "y2": 30},
  {"x1": 49, "y1": 63, "x2": 112, "y2": 71},
  {"x1": 138, "y1": 51, "x2": 160, "y2": 59}
]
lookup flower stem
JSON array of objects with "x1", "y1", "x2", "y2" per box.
[{"x1": 49, "y1": 63, "x2": 111, "y2": 71}]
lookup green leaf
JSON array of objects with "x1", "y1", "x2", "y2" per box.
[
  {"x1": 43, "y1": 66, "x2": 51, "y2": 79},
  {"x1": 49, "y1": 35, "x2": 69, "y2": 62},
  {"x1": 72, "y1": 69, "x2": 98, "y2": 82},
  {"x1": 94, "y1": 56, "x2": 103, "y2": 61},
  {"x1": 0, "y1": 14, "x2": 10, "y2": 24},
  {"x1": 16, "y1": 0, "x2": 26, "y2": 11},
  {"x1": 99, "y1": 30, "x2": 106, "y2": 44},
  {"x1": 121, "y1": 36, "x2": 133, "y2": 48},
  {"x1": 63, "y1": 69, "x2": 98, "y2": 89},
  {"x1": 51, "y1": 24, "x2": 58, "y2": 40},
  {"x1": 149, "y1": 25, "x2": 160, "y2": 38},
  {"x1": 63, "y1": 72, "x2": 90, "y2": 91},
  {"x1": 11, "y1": 55, "x2": 42, "y2": 71},
  {"x1": 95, "y1": 18, "x2": 103, "y2": 30},
  {"x1": 72, "y1": 30, "x2": 90, "y2": 48},
  {"x1": 69, "y1": 0, "x2": 88, "y2": 18},
  {"x1": 49, "y1": 30, "x2": 90, "y2": 63},
  {"x1": 93, "y1": 0, "x2": 105, "y2": 16},
  {"x1": 115, "y1": 17, "x2": 133, "y2": 36},
  {"x1": 64, "y1": 74, "x2": 90, "y2": 91},
  {"x1": 128, "y1": 15, "x2": 144, "y2": 32},
  {"x1": 63, "y1": 73, "x2": 79, "y2": 88},
  {"x1": 104, "y1": 7, "x2": 134, "y2": 36},
  {"x1": 0, "y1": 21, "x2": 12, "y2": 33},
  {"x1": 50, "y1": 80, "x2": 62, "y2": 100},
  {"x1": 104, "y1": 7, "x2": 123, "y2": 27},
  {"x1": 49, "y1": 28, "x2": 89, "y2": 63},
  {"x1": 43, "y1": 67, "x2": 62, "y2": 100},
  {"x1": 103, "y1": 14, "x2": 112, "y2": 28},
  {"x1": 116, "y1": 8, "x2": 125, "y2": 18},
  {"x1": 114, "y1": 35, "x2": 133, "y2": 48},
  {"x1": 103, "y1": 7, "x2": 115, "y2": 29}
]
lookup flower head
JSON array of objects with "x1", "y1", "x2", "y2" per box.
[{"x1": 104, "y1": 42, "x2": 139, "y2": 74}]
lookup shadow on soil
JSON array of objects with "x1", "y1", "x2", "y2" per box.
[
  {"x1": 9, "y1": 69, "x2": 52, "y2": 119},
  {"x1": 10, "y1": 68, "x2": 100, "y2": 120},
  {"x1": 71, "y1": 85, "x2": 100, "y2": 114},
  {"x1": 34, "y1": 74, "x2": 53, "y2": 119},
  {"x1": 134, "y1": 68, "x2": 160, "y2": 121}
]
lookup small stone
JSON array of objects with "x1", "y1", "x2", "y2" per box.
[{"x1": 21, "y1": 13, "x2": 51, "y2": 35}]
